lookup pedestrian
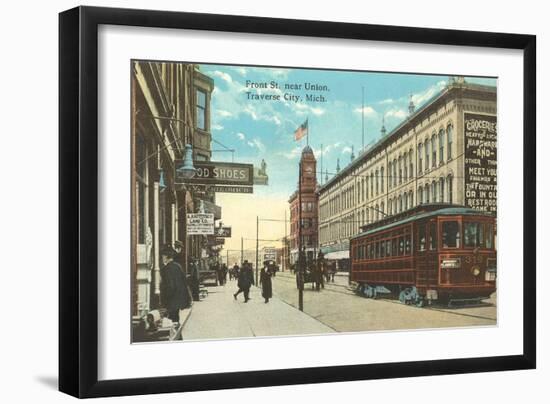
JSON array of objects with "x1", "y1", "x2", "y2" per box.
[
  {"x1": 260, "y1": 261, "x2": 273, "y2": 303},
  {"x1": 160, "y1": 246, "x2": 191, "y2": 323},
  {"x1": 189, "y1": 258, "x2": 200, "y2": 301},
  {"x1": 234, "y1": 260, "x2": 254, "y2": 302},
  {"x1": 232, "y1": 262, "x2": 240, "y2": 281},
  {"x1": 222, "y1": 263, "x2": 228, "y2": 285},
  {"x1": 317, "y1": 251, "x2": 325, "y2": 289},
  {"x1": 173, "y1": 240, "x2": 185, "y2": 271}
]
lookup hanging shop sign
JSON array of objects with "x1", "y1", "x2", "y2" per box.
[
  {"x1": 214, "y1": 226, "x2": 232, "y2": 237},
  {"x1": 175, "y1": 161, "x2": 254, "y2": 186},
  {"x1": 186, "y1": 213, "x2": 214, "y2": 235},
  {"x1": 211, "y1": 185, "x2": 253, "y2": 194}
]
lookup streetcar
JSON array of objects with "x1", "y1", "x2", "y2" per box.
[{"x1": 349, "y1": 203, "x2": 496, "y2": 307}]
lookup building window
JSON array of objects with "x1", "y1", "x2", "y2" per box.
[
  {"x1": 418, "y1": 186, "x2": 423, "y2": 204},
  {"x1": 404, "y1": 192, "x2": 408, "y2": 210},
  {"x1": 381, "y1": 202, "x2": 385, "y2": 215},
  {"x1": 196, "y1": 89, "x2": 207, "y2": 130},
  {"x1": 389, "y1": 198, "x2": 393, "y2": 215},
  {"x1": 431, "y1": 181, "x2": 437, "y2": 202},
  {"x1": 425, "y1": 140, "x2": 430, "y2": 171},
  {"x1": 431, "y1": 135, "x2": 436, "y2": 168},
  {"x1": 439, "y1": 129, "x2": 444, "y2": 164},
  {"x1": 447, "y1": 124, "x2": 453, "y2": 161},
  {"x1": 418, "y1": 144, "x2": 423, "y2": 174},
  {"x1": 425, "y1": 184, "x2": 430, "y2": 203},
  {"x1": 393, "y1": 159, "x2": 397, "y2": 187},
  {"x1": 409, "y1": 190, "x2": 414, "y2": 208},
  {"x1": 447, "y1": 174, "x2": 453, "y2": 203},
  {"x1": 404, "y1": 155, "x2": 408, "y2": 181},
  {"x1": 375, "y1": 169, "x2": 379, "y2": 195},
  {"x1": 409, "y1": 150, "x2": 414, "y2": 180},
  {"x1": 370, "y1": 173, "x2": 374, "y2": 196},
  {"x1": 439, "y1": 177, "x2": 445, "y2": 202},
  {"x1": 381, "y1": 166, "x2": 385, "y2": 192},
  {"x1": 399, "y1": 156, "x2": 403, "y2": 184}
]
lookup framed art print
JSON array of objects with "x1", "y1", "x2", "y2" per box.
[{"x1": 59, "y1": 6, "x2": 536, "y2": 398}]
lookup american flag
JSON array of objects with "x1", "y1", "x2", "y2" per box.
[{"x1": 294, "y1": 119, "x2": 308, "y2": 141}]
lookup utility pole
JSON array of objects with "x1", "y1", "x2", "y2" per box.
[
  {"x1": 255, "y1": 216, "x2": 259, "y2": 286},
  {"x1": 241, "y1": 237, "x2": 243, "y2": 265}
]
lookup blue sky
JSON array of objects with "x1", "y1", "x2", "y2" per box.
[{"x1": 200, "y1": 63, "x2": 496, "y2": 199}]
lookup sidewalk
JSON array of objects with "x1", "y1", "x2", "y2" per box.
[{"x1": 180, "y1": 281, "x2": 334, "y2": 340}]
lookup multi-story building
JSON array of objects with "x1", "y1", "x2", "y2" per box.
[
  {"x1": 288, "y1": 146, "x2": 319, "y2": 264},
  {"x1": 132, "y1": 61, "x2": 214, "y2": 317},
  {"x1": 318, "y1": 78, "x2": 497, "y2": 268}
]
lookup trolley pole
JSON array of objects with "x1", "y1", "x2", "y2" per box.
[{"x1": 255, "y1": 216, "x2": 259, "y2": 286}]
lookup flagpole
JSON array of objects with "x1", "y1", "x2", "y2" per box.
[{"x1": 307, "y1": 117, "x2": 309, "y2": 146}]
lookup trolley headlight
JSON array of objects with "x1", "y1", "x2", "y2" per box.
[{"x1": 471, "y1": 266, "x2": 481, "y2": 276}]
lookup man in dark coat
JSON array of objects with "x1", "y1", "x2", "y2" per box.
[
  {"x1": 233, "y1": 260, "x2": 254, "y2": 302},
  {"x1": 160, "y1": 246, "x2": 191, "y2": 322},
  {"x1": 189, "y1": 258, "x2": 200, "y2": 301},
  {"x1": 260, "y1": 261, "x2": 273, "y2": 303}
]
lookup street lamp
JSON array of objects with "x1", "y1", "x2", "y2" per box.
[{"x1": 176, "y1": 143, "x2": 196, "y2": 179}]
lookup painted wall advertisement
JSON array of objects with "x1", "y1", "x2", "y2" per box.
[{"x1": 463, "y1": 113, "x2": 497, "y2": 213}]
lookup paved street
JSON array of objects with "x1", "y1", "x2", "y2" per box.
[
  {"x1": 181, "y1": 271, "x2": 496, "y2": 340},
  {"x1": 272, "y1": 271, "x2": 497, "y2": 332},
  {"x1": 180, "y1": 279, "x2": 334, "y2": 341}
]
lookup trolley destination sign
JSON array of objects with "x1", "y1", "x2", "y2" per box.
[{"x1": 175, "y1": 160, "x2": 254, "y2": 186}]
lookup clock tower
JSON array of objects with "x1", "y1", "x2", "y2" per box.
[
  {"x1": 288, "y1": 145, "x2": 319, "y2": 265},
  {"x1": 300, "y1": 145, "x2": 317, "y2": 192}
]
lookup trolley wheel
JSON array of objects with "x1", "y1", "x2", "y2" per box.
[{"x1": 399, "y1": 290, "x2": 407, "y2": 304}]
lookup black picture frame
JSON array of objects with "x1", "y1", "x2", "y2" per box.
[{"x1": 59, "y1": 6, "x2": 536, "y2": 398}]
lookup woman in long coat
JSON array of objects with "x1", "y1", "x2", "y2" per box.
[{"x1": 260, "y1": 261, "x2": 273, "y2": 303}]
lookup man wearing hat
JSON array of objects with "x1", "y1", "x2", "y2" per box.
[
  {"x1": 233, "y1": 260, "x2": 254, "y2": 302},
  {"x1": 160, "y1": 246, "x2": 191, "y2": 323}
]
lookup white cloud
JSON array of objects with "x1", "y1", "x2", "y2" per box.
[
  {"x1": 280, "y1": 146, "x2": 302, "y2": 160},
  {"x1": 354, "y1": 106, "x2": 377, "y2": 116},
  {"x1": 210, "y1": 70, "x2": 233, "y2": 84},
  {"x1": 385, "y1": 108, "x2": 408, "y2": 120},
  {"x1": 310, "y1": 107, "x2": 325, "y2": 116},
  {"x1": 342, "y1": 146, "x2": 353, "y2": 154},
  {"x1": 413, "y1": 80, "x2": 447, "y2": 106},
  {"x1": 379, "y1": 98, "x2": 394, "y2": 104},
  {"x1": 217, "y1": 109, "x2": 233, "y2": 118},
  {"x1": 247, "y1": 138, "x2": 266, "y2": 152},
  {"x1": 211, "y1": 124, "x2": 224, "y2": 131},
  {"x1": 236, "y1": 132, "x2": 246, "y2": 140}
]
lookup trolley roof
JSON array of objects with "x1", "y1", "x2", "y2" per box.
[{"x1": 351, "y1": 204, "x2": 495, "y2": 241}]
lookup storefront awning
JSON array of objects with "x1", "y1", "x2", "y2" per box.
[{"x1": 324, "y1": 250, "x2": 349, "y2": 260}]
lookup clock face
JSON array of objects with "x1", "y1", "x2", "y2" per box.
[{"x1": 304, "y1": 164, "x2": 313, "y2": 174}]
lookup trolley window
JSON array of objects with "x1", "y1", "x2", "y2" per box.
[
  {"x1": 464, "y1": 222, "x2": 484, "y2": 248},
  {"x1": 419, "y1": 224, "x2": 426, "y2": 251},
  {"x1": 429, "y1": 222, "x2": 437, "y2": 250},
  {"x1": 442, "y1": 221, "x2": 460, "y2": 248},
  {"x1": 405, "y1": 236, "x2": 411, "y2": 255},
  {"x1": 485, "y1": 223, "x2": 494, "y2": 249}
]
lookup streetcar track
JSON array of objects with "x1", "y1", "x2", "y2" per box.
[{"x1": 274, "y1": 275, "x2": 497, "y2": 322}]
